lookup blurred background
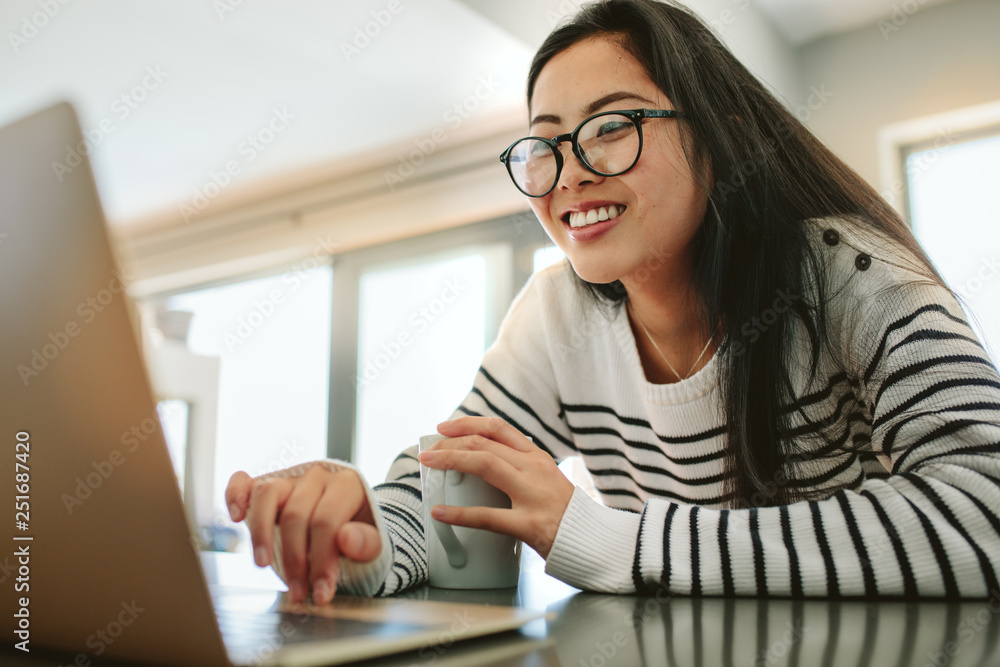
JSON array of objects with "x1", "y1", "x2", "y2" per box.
[{"x1": 2, "y1": 0, "x2": 997, "y2": 553}]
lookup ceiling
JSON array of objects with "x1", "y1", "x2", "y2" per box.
[
  {"x1": 753, "y1": 0, "x2": 958, "y2": 45},
  {"x1": 0, "y1": 0, "x2": 959, "y2": 231}
]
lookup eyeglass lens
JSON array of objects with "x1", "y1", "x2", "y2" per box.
[{"x1": 507, "y1": 113, "x2": 641, "y2": 196}]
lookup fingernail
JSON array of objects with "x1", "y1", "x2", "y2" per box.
[
  {"x1": 437, "y1": 419, "x2": 453, "y2": 428},
  {"x1": 313, "y1": 578, "x2": 332, "y2": 605},
  {"x1": 254, "y1": 545, "x2": 270, "y2": 567},
  {"x1": 418, "y1": 451, "x2": 436, "y2": 462},
  {"x1": 228, "y1": 503, "x2": 240, "y2": 521},
  {"x1": 431, "y1": 506, "x2": 446, "y2": 519}
]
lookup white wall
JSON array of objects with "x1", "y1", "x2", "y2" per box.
[
  {"x1": 798, "y1": 0, "x2": 1000, "y2": 188},
  {"x1": 686, "y1": 0, "x2": 801, "y2": 105}
]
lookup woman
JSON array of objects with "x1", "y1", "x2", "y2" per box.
[{"x1": 226, "y1": 0, "x2": 1000, "y2": 603}]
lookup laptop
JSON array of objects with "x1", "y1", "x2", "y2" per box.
[{"x1": 0, "y1": 102, "x2": 543, "y2": 666}]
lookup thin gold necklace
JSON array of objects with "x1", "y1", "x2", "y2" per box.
[{"x1": 628, "y1": 301, "x2": 713, "y2": 382}]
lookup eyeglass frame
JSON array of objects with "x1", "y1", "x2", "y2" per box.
[{"x1": 498, "y1": 108, "x2": 687, "y2": 198}]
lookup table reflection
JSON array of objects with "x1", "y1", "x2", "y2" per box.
[{"x1": 545, "y1": 591, "x2": 1000, "y2": 667}]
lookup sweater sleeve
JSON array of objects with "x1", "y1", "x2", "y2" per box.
[{"x1": 547, "y1": 223, "x2": 1000, "y2": 598}]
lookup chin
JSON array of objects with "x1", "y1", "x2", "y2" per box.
[{"x1": 565, "y1": 259, "x2": 622, "y2": 286}]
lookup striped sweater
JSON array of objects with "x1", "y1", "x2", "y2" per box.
[{"x1": 293, "y1": 217, "x2": 1000, "y2": 599}]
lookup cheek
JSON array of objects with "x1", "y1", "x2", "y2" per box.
[{"x1": 529, "y1": 199, "x2": 555, "y2": 226}]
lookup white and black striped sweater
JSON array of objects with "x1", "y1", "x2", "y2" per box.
[{"x1": 273, "y1": 217, "x2": 1000, "y2": 599}]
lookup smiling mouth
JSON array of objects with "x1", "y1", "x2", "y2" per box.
[{"x1": 563, "y1": 205, "x2": 626, "y2": 228}]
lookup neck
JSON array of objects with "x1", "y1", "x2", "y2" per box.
[
  {"x1": 621, "y1": 260, "x2": 706, "y2": 345},
  {"x1": 621, "y1": 261, "x2": 713, "y2": 383}
]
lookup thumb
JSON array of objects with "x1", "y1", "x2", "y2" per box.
[{"x1": 337, "y1": 522, "x2": 382, "y2": 562}]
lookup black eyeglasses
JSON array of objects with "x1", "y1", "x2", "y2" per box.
[{"x1": 499, "y1": 108, "x2": 686, "y2": 197}]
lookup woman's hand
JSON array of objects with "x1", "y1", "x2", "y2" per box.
[
  {"x1": 417, "y1": 416, "x2": 575, "y2": 558},
  {"x1": 225, "y1": 464, "x2": 381, "y2": 605}
]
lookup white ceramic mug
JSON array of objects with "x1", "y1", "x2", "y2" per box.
[{"x1": 419, "y1": 434, "x2": 521, "y2": 589}]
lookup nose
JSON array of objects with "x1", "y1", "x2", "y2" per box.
[{"x1": 555, "y1": 143, "x2": 604, "y2": 192}]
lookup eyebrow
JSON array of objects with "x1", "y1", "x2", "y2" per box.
[{"x1": 529, "y1": 91, "x2": 656, "y2": 128}]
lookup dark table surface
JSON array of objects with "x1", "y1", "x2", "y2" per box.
[{"x1": 5, "y1": 549, "x2": 1000, "y2": 666}]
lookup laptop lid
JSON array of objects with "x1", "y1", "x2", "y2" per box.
[
  {"x1": 0, "y1": 102, "x2": 544, "y2": 667},
  {"x1": 0, "y1": 101, "x2": 231, "y2": 665}
]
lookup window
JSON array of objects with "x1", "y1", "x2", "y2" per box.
[
  {"x1": 355, "y1": 251, "x2": 490, "y2": 482},
  {"x1": 328, "y1": 215, "x2": 549, "y2": 480},
  {"x1": 143, "y1": 264, "x2": 333, "y2": 549},
  {"x1": 905, "y1": 128, "x2": 1000, "y2": 362}
]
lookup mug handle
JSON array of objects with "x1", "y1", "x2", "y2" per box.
[{"x1": 425, "y1": 467, "x2": 468, "y2": 568}]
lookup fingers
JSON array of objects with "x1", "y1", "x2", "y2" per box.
[
  {"x1": 436, "y1": 416, "x2": 534, "y2": 452},
  {"x1": 278, "y1": 466, "x2": 333, "y2": 602},
  {"x1": 233, "y1": 463, "x2": 380, "y2": 606},
  {"x1": 430, "y1": 504, "x2": 522, "y2": 542},
  {"x1": 307, "y1": 470, "x2": 370, "y2": 604},
  {"x1": 419, "y1": 446, "x2": 520, "y2": 493},
  {"x1": 225, "y1": 471, "x2": 254, "y2": 522},
  {"x1": 244, "y1": 476, "x2": 294, "y2": 569}
]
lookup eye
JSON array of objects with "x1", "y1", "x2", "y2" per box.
[
  {"x1": 529, "y1": 141, "x2": 554, "y2": 159},
  {"x1": 596, "y1": 119, "x2": 631, "y2": 137}
]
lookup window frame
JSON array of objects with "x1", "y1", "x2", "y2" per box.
[
  {"x1": 327, "y1": 211, "x2": 548, "y2": 462},
  {"x1": 877, "y1": 100, "x2": 1000, "y2": 219}
]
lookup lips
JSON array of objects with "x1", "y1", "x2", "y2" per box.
[{"x1": 563, "y1": 204, "x2": 627, "y2": 228}]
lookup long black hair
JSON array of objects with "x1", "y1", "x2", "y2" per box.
[{"x1": 527, "y1": 0, "x2": 948, "y2": 507}]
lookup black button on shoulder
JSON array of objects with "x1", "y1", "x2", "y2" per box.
[
  {"x1": 822, "y1": 229, "x2": 840, "y2": 246},
  {"x1": 855, "y1": 253, "x2": 872, "y2": 271}
]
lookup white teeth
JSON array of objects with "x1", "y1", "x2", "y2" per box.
[{"x1": 567, "y1": 205, "x2": 625, "y2": 228}]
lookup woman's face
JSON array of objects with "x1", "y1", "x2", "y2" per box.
[{"x1": 527, "y1": 36, "x2": 708, "y2": 286}]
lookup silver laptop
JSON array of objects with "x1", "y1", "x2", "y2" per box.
[{"x1": 0, "y1": 102, "x2": 541, "y2": 666}]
